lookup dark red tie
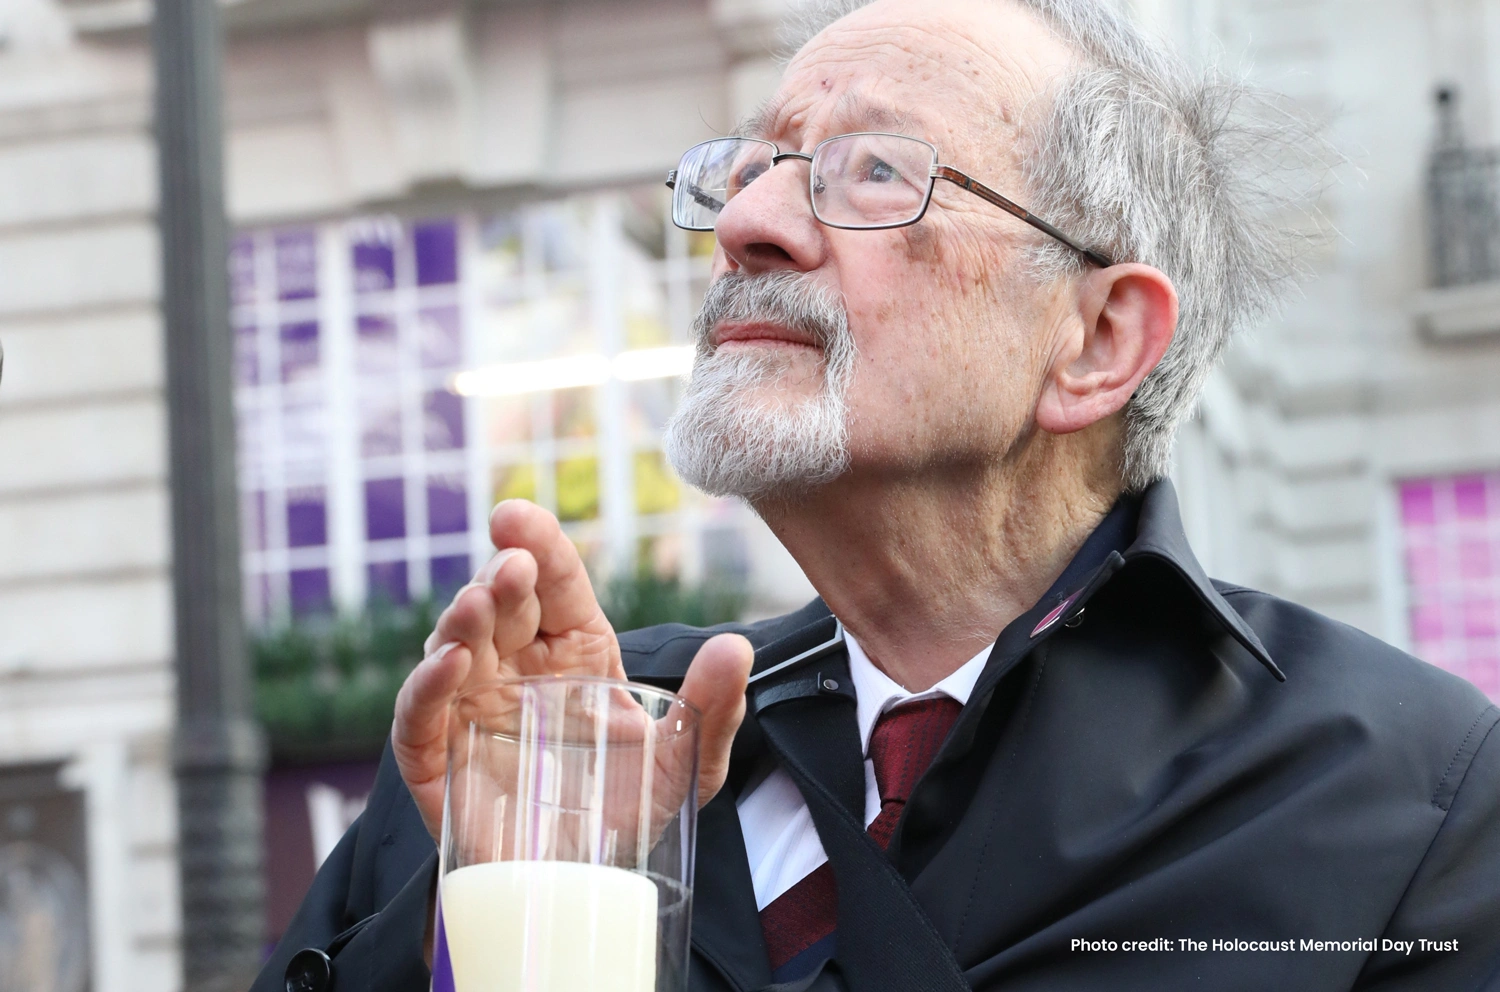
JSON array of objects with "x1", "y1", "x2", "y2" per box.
[{"x1": 759, "y1": 697, "x2": 963, "y2": 976}]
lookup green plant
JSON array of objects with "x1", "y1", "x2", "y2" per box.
[
  {"x1": 600, "y1": 568, "x2": 747, "y2": 632},
  {"x1": 251, "y1": 598, "x2": 438, "y2": 760},
  {"x1": 253, "y1": 573, "x2": 745, "y2": 760}
]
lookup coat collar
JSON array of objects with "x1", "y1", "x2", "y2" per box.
[
  {"x1": 1124, "y1": 479, "x2": 1283, "y2": 681},
  {"x1": 699, "y1": 477, "x2": 1282, "y2": 706},
  {"x1": 686, "y1": 607, "x2": 849, "y2": 992},
  {"x1": 966, "y1": 478, "x2": 1283, "y2": 690}
]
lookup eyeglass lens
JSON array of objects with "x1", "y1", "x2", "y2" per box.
[{"x1": 671, "y1": 134, "x2": 937, "y2": 231}]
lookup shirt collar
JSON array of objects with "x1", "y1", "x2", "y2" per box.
[{"x1": 844, "y1": 629, "x2": 990, "y2": 756}]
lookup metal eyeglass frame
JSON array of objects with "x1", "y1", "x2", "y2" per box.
[{"x1": 666, "y1": 131, "x2": 1113, "y2": 269}]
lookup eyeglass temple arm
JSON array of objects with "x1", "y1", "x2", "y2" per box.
[
  {"x1": 665, "y1": 170, "x2": 727, "y2": 215},
  {"x1": 933, "y1": 166, "x2": 1113, "y2": 269}
]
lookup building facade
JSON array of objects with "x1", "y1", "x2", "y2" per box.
[
  {"x1": 0, "y1": 0, "x2": 1498, "y2": 987},
  {"x1": 1141, "y1": 0, "x2": 1500, "y2": 704}
]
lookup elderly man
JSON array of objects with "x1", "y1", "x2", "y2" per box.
[{"x1": 257, "y1": 0, "x2": 1500, "y2": 989}]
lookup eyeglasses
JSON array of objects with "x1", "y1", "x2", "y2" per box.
[{"x1": 666, "y1": 131, "x2": 1112, "y2": 268}]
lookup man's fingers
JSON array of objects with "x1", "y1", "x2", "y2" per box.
[
  {"x1": 394, "y1": 641, "x2": 472, "y2": 751},
  {"x1": 490, "y1": 500, "x2": 612, "y2": 639},
  {"x1": 392, "y1": 641, "x2": 473, "y2": 835},
  {"x1": 425, "y1": 576, "x2": 499, "y2": 661},
  {"x1": 678, "y1": 633, "x2": 754, "y2": 807},
  {"x1": 486, "y1": 547, "x2": 543, "y2": 658}
]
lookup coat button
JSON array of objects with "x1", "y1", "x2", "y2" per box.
[{"x1": 286, "y1": 948, "x2": 333, "y2": 992}]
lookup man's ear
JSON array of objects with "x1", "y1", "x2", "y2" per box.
[{"x1": 1035, "y1": 263, "x2": 1178, "y2": 435}]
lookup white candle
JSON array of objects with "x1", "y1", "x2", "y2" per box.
[{"x1": 441, "y1": 860, "x2": 659, "y2": 992}]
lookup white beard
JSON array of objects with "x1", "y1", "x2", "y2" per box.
[{"x1": 663, "y1": 272, "x2": 856, "y2": 501}]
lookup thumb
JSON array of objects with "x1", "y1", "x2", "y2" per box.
[{"x1": 678, "y1": 633, "x2": 754, "y2": 808}]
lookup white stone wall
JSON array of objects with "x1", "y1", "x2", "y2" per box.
[
  {"x1": 0, "y1": 4, "x2": 180, "y2": 990},
  {"x1": 216, "y1": 0, "x2": 794, "y2": 224},
  {"x1": 1156, "y1": 0, "x2": 1500, "y2": 648}
]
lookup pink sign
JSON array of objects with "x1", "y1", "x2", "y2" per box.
[{"x1": 1400, "y1": 473, "x2": 1500, "y2": 702}]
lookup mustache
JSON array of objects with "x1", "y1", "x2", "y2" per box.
[{"x1": 691, "y1": 271, "x2": 848, "y2": 353}]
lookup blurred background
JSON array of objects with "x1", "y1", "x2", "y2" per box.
[{"x1": 2, "y1": 0, "x2": 1500, "y2": 988}]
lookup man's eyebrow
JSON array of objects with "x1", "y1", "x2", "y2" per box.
[
  {"x1": 734, "y1": 95, "x2": 788, "y2": 139},
  {"x1": 829, "y1": 93, "x2": 925, "y2": 136}
]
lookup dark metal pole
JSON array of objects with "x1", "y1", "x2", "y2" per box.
[{"x1": 153, "y1": 1, "x2": 266, "y2": 989}]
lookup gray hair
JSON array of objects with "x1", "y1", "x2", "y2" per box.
[{"x1": 784, "y1": 0, "x2": 1326, "y2": 490}]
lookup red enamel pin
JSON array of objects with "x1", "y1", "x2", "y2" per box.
[{"x1": 1031, "y1": 590, "x2": 1083, "y2": 637}]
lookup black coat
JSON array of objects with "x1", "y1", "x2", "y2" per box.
[{"x1": 255, "y1": 482, "x2": 1500, "y2": 991}]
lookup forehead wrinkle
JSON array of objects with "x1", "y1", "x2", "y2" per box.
[
  {"x1": 788, "y1": 13, "x2": 1069, "y2": 152},
  {"x1": 747, "y1": 77, "x2": 946, "y2": 154},
  {"x1": 753, "y1": 30, "x2": 961, "y2": 147}
]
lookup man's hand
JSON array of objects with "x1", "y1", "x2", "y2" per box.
[{"x1": 392, "y1": 499, "x2": 754, "y2": 840}]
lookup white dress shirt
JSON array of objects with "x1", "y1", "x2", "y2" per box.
[{"x1": 735, "y1": 630, "x2": 991, "y2": 910}]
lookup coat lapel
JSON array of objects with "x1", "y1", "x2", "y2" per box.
[
  {"x1": 691, "y1": 785, "x2": 774, "y2": 990},
  {"x1": 751, "y1": 641, "x2": 969, "y2": 992},
  {"x1": 689, "y1": 611, "x2": 848, "y2": 991},
  {"x1": 756, "y1": 700, "x2": 971, "y2": 991},
  {"x1": 751, "y1": 653, "x2": 866, "y2": 821}
]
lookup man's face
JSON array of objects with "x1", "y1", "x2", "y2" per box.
[{"x1": 679, "y1": 0, "x2": 1079, "y2": 490}]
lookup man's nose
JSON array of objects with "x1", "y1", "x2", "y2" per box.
[{"x1": 712, "y1": 157, "x2": 826, "y2": 276}]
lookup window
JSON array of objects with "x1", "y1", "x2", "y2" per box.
[
  {"x1": 1399, "y1": 472, "x2": 1500, "y2": 702},
  {"x1": 233, "y1": 228, "x2": 334, "y2": 620},
  {"x1": 470, "y1": 191, "x2": 719, "y2": 575},
  {"x1": 234, "y1": 189, "x2": 746, "y2": 626},
  {"x1": 348, "y1": 217, "x2": 471, "y2": 606}
]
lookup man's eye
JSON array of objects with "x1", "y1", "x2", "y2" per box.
[
  {"x1": 865, "y1": 159, "x2": 899, "y2": 183},
  {"x1": 731, "y1": 163, "x2": 768, "y2": 191}
]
